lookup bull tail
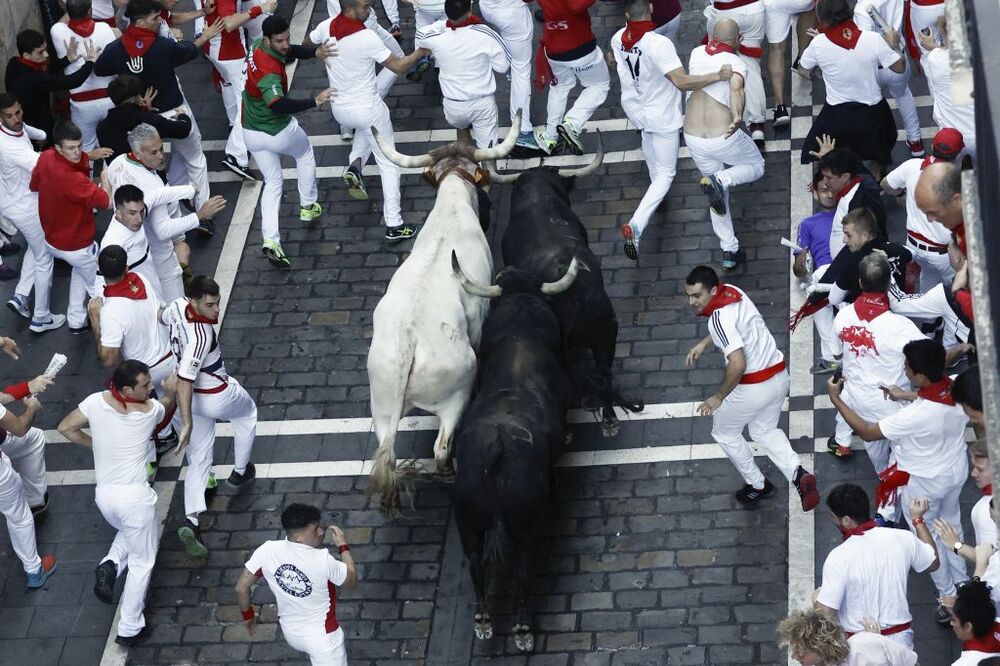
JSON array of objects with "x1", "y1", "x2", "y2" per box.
[
  {"x1": 368, "y1": 328, "x2": 417, "y2": 510},
  {"x1": 567, "y1": 363, "x2": 644, "y2": 415},
  {"x1": 480, "y1": 427, "x2": 512, "y2": 566}
]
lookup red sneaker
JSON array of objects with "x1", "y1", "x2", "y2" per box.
[
  {"x1": 794, "y1": 468, "x2": 820, "y2": 512},
  {"x1": 906, "y1": 139, "x2": 925, "y2": 157},
  {"x1": 26, "y1": 554, "x2": 57, "y2": 589}
]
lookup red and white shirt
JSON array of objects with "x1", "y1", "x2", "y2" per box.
[
  {"x1": 160, "y1": 298, "x2": 228, "y2": 392},
  {"x1": 205, "y1": 0, "x2": 248, "y2": 62},
  {"x1": 611, "y1": 28, "x2": 684, "y2": 133},
  {"x1": 51, "y1": 21, "x2": 117, "y2": 101},
  {"x1": 799, "y1": 29, "x2": 899, "y2": 106},
  {"x1": 878, "y1": 377, "x2": 969, "y2": 478},
  {"x1": 702, "y1": 285, "x2": 784, "y2": 377},
  {"x1": 245, "y1": 540, "x2": 348, "y2": 637}
]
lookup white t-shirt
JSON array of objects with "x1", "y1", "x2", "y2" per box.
[
  {"x1": 0, "y1": 123, "x2": 42, "y2": 217},
  {"x1": 953, "y1": 649, "x2": 1000, "y2": 665},
  {"x1": 817, "y1": 526, "x2": 935, "y2": 633},
  {"x1": 706, "y1": 287, "x2": 784, "y2": 374},
  {"x1": 78, "y1": 392, "x2": 165, "y2": 486},
  {"x1": 833, "y1": 306, "x2": 923, "y2": 406},
  {"x1": 160, "y1": 297, "x2": 228, "y2": 391},
  {"x1": 100, "y1": 273, "x2": 170, "y2": 367},
  {"x1": 310, "y1": 19, "x2": 392, "y2": 111},
  {"x1": 884, "y1": 158, "x2": 953, "y2": 247},
  {"x1": 845, "y1": 632, "x2": 918, "y2": 665},
  {"x1": 686, "y1": 44, "x2": 746, "y2": 109},
  {"x1": 830, "y1": 181, "x2": 861, "y2": 259},
  {"x1": 245, "y1": 539, "x2": 348, "y2": 637},
  {"x1": 972, "y1": 494, "x2": 998, "y2": 547},
  {"x1": 799, "y1": 31, "x2": 900, "y2": 106},
  {"x1": 91, "y1": 0, "x2": 115, "y2": 20},
  {"x1": 878, "y1": 388, "x2": 969, "y2": 478},
  {"x1": 854, "y1": 0, "x2": 905, "y2": 33},
  {"x1": 925, "y1": 48, "x2": 977, "y2": 152},
  {"x1": 610, "y1": 29, "x2": 684, "y2": 133},
  {"x1": 50, "y1": 22, "x2": 117, "y2": 95},
  {"x1": 98, "y1": 219, "x2": 162, "y2": 296},
  {"x1": 415, "y1": 21, "x2": 509, "y2": 101}
]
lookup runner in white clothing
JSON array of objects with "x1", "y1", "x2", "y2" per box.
[
  {"x1": 935, "y1": 440, "x2": 996, "y2": 575},
  {"x1": 682, "y1": 19, "x2": 765, "y2": 270},
  {"x1": 0, "y1": 95, "x2": 65, "y2": 332},
  {"x1": 0, "y1": 371, "x2": 52, "y2": 520},
  {"x1": 684, "y1": 265, "x2": 819, "y2": 511},
  {"x1": 918, "y1": 26, "x2": 977, "y2": 160},
  {"x1": 236, "y1": 503, "x2": 358, "y2": 664},
  {"x1": 305, "y1": 0, "x2": 430, "y2": 240},
  {"x1": 58, "y1": 360, "x2": 178, "y2": 647},
  {"x1": 161, "y1": 276, "x2": 257, "y2": 558},
  {"x1": 612, "y1": 3, "x2": 734, "y2": 261},
  {"x1": 96, "y1": 184, "x2": 162, "y2": 294},
  {"x1": 478, "y1": 0, "x2": 536, "y2": 147},
  {"x1": 778, "y1": 608, "x2": 919, "y2": 665},
  {"x1": 416, "y1": 0, "x2": 510, "y2": 149},
  {"x1": 947, "y1": 580, "x2": 1000, "y2": 665}
]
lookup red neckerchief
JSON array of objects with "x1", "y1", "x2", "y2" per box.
[
  {"x1": 854, "y1": 292, "x2": 889, "y2": 322},
  {"x1": 16, "y1": 56, "x2": 48, "y2": 72},
  {"x1": 104, "y1": 272, "x2": 148, "y2": 300},
  {"x1": 699, "y1": 284, "x2": 743, "y2": 317},
  {"x1": 835, "y1": 176, "x2": 862, "y2": 203},
  {"x1": 159, "y1": 9, "x2": 173, "y2": 25},
  {"x1": 329, "y1": 14, "x2": 366, "y2": 39},
  {"x1": 705, "y1": 39, "x2": 736, "y2": 55},
  {"x1": 822, "y1": 20, "x2": 862, "y2": 50},
  {"x1": 920, "y1": 155, "x2": 941, "y2": 169},
  {"x1": 963, "y1": 621, "x2": 1000, "y2": 654},
  {"x1": 954, "y1": 224, "x2": 967, "y2": 256},
  {"x1": 876, "y1": 464, "x2": 911, "y2": 509},
  {"x1": 446, "y1": 14, "x2": 483, "y2": 29},
  {"x1": 841, "y1": 518, "x2": 877, "y2": 541},
  {"x1": 122, "y1": 24, "x2": 158, "y2": 58},
  {"x1": 185, "y1": 303, "x2": 218, "y2": 325},
  {"x1": 621, "y1": 20, "x2": 656, "y2": 50},
  {"x1": 109, "y1": 386, "x2": 146, "y2": 409},
  {"x1": 68, "y1": 17, "x2": 96, "y2": 38},
  {"x1": 984, "y1": 485, "x2": 993, "y2": 497},
  {"x1": 917, "y1": 376, "x2": 956, "y2": 405}
]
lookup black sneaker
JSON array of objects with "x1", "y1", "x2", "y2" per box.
[
  {"x1": 735, "y1": 479, "x2": 775, "y2": 506},
  {"x1": 934, "y1": 603, "x2": 952, "y2": 625},
  {"x1": 826, "y1": 436, "x2": 853, "y2": 459},
  {"x1": 343, "y1": 164, "x2": 368, "y2": 200},
  {"x1": 385, "y1": 223, "x2": 417, "y2": 242},
  {"x1": 390, "y1": 22, "x2": 401, "y2": 38},
  {"x1": 155, "y1": 429, "x2": 178, "y2": 455},
  {"x1": 721, "y1": 249, "x2": 743, "y2": 271},
  {"x1": 773, "y1": 105, "x2": 790, "y2": 127},
  {"x1": 30, "y1": 492, "x2": 49, "y2": 520},
  {"x1": 197, "y1": 219, "x2": 215, "y2": 237},
  {"x1": 177, "y1": 518, "x2": 209, "y2": 558},
  {"x1": 749, "y1": 122, "x2": 765, "y2": 150},
  {"x1": 221, "y1": 155, "x2": 256, "y2": 181},
  {"x1": 227, "y1": 463, "x2": 256, "y2": 488},
  {"x1": 793, "y1": 467, "x2": 819, "y2": 512},
  {"x1": 699, "y1": 174, "x2": 727, "y2": 215},
  {"x1": 115, "y1": 624, "x2": 153, "y2": 647},
  {"x1": 93, "y1": 559, "x2": 117, "y2": 603},
  {"x1": 68, "y1": 321, "x2": 91, "y2": 335},
  {"x1": 791, "y1": 55, "x2": 801, "y2": 71}
]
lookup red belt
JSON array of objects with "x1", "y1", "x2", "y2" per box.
[
  {"x1": 740, "y1": 360, "x2": 786, "y2": 384},
  {"x1": 70, "y1": 88, "x2": 109, "y2": 103},
  {"x1": 714, "y1": 0, "x2": 759, "y2": 9},
  {"x1": 846, "y1": 621, "x2": 912, "y2": 638},
  {"x1": 910, "y1": 0, "x2": 943, "y2": 6},
  {"x1": 739, "y1": 44, "x2": 763, "y2": 58}
]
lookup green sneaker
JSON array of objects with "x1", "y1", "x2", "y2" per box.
[
  {"x1": 299, "y1": 202, "x2": 322, "y2": 222},
  {"x1": 533, "y1": 128, "x2": 559, "y2": 156},
  {"x1": 206, "y1": 472, "x2": 217, "y2": 490},
  {"x1": 178, "y1": 520, "x2": 209, "y2": 558},
  {"x1": 556, "y1": 119, "x2": 584, "y2": 155},
  {"x1": 343, "y1": 165, "x2": 368, "y2": 200},
  {"x1": 262, "y1": 240, "x2": 291, "y2": 269}
]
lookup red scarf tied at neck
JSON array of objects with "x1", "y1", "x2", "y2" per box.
[
  {"x1": 68, "y1": 17, "x2": 96, "y2": 38},
  {"x1": 840, "y1": 518, "x2": 877, "y2": 541},
  {"x1": 16, "y1": 56, "x2": 48, "y2": 72},
  {"x1": 835, "y1": 176, "x2": 862, "y2": 203},
  {"x1": 854, "y1": 292, "x2": 890, "y2": 322},
  {"x1": 185, "y1": 303, "x2": 218, "y2": 325},
  {"x1": 122, "y1": 24, "x2": 158, "y2": 58},
  {"x1": 447, "y1": 14, "x2": 483, "y2": 29},
  {"x1": 705, "y1": 39, "x2": 736, "y2": 55},
  {"x1": 329, "y1": 14, "x2": 366, "y2": 39},
  {"x1": 917, "y1": 376, "x2": 956, "y2": 405},
  {"x1": 104, "y1": 272, "x2": 148, "y2": 301},
  {"x1": 984, "y1": 485, "x2": 993, "y2": 497},
  {"x1": 621, "y1": 20, "x2": 656, "y2": 50},
  {"x1": 822, "y1": 19, "x2": 862, "y2": 50},
  {"x1": 699, "y1": 284, "x2": 743, "y2": 317},
  {"x1": 110, "y1": 386, "x2": 146, "y2": 409}
]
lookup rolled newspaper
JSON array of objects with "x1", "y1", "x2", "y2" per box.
[
  {"x1": 780, "y1": 237, "x2": 804, "y2": 252},
  {"x1": 44, "y1": 353, "x2": 68, "y2": 377}
]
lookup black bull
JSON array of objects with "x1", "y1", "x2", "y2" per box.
[
  {"x1": 499, "y1": 167, "x2": 643, "y2": 434},
  {"x1": 453, "y1": 292, "x2": 574, "y2": 653}
]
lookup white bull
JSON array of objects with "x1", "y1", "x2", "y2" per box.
[{"x1": 366, "y1": 115, "x2": 521, "y2": 513}]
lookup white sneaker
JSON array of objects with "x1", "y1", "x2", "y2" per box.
[
  {"x1": 29, "y1": 314, "x2": 67, "y2": 334},
  {"x1": 340, "y1": 126, "x2": 354, "y2": 141},
  {"x1": 7, "y1": 294, "x2": 30, "y2": 319}
]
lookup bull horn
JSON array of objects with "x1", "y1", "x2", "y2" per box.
[
  {"x1": 540, "y1": 257, "x2": 580, "y2": 295},
  {"x1": 451, "y1": 250, "x2": 502, "y2": 298},
  {"x1": 488, "y1": 161, "x2": 520, "y2": 184},
  {"x1": 472, "y1": 110, "x2": 522, "y2": 162},
  {"x1": 556, "y1": 130, "x2": 605, "y2": 178},
  {"x1": 372, "y1": 126, "x2": 434, "y2": 168}
]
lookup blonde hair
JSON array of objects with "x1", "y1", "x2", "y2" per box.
[
  {"x1": 972, "y1": 438, "x2": 989, "y2": 460},
  {"x1": 778, "y1": 610, "x2": 850, "y2": 662}
]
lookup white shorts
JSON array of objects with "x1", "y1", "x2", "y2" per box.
[
  {"x1": 284, "y1": 626, "x2": 348, "y2": 665},
  {"x1": 443, "y1": 96, "x2": 499, "y2": 149},
  {"x1": 763, "y1": 0, "x2": 814, "y2": 43}
]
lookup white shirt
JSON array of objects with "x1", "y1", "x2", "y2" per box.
[
  {"x1": 925, "y1": 48, "x2": 976, "y2": 151},
  {"x1": 884, "y1": 158, "x2": 954, "y2": 247},
  {"x1": 309, "y1": 19, "x2": 392, "y2": 111},
  {"x1": 98, "y1": 219, "x2": 161, "y2": 296},
  {"x1": 245, "y1": 539, "x2": 348, "y2": 637},
  {"x1": 799, "y1": 31, "x2": 900, "y2": 106},
  {"x1": 830, "y1": 181, "x2": 861, "y2": 259},
  {"x1": 51, "y1": 22, "x2": 117, "y2": 96},
  {"x1": 878, "y1": 386, "x2": 969, "y2": 478},
  {"x1": 706, "y1": 287, "x2": 784, "y2": 374},
  {"x1": 845, "y1": 632, "x2": 918, "y2": 666},
  {"x1": 854, "y1": 0, "x2": 905, "y2": 33},
  {"x1": 91, "y1": 0, "x2": 115, "y2": 20},
  {"x1": 686, "y1": 44, "x2": 746, "y2": 110},
  {"x1": 0, "y1": 123, "x2": 44, "y2": 217},
  {"x1": 954, "y1": 652, "x2": 1000, "y2": 666},
  {"x1": 160, "y1": 297, "x2": 228, "y2": 391},
  {"x1": 817, "y1": 526, "x2": 935, "y2": 633},
  {"x1": 415, "y1": 21, "x2": 509, "y2": 101},
  {"x1": 78, "y1": 392, "x2": 165, "y2": 486},
  {"x1": 833, "y1": 305, "x2": 923, "y2": 406},
  {"x1": 325, "y1": 0, "x2": 381, "y2": 29},
  {"x1": 972, "y1": 494, "x2": 997, "y2": 547},
  {"x1": 100, "y1": 273, "x2": 170, "y2": 367},
  {"x1": 891, "y1": 283, "x2": 971, "y2": 348},
  {"x1": 611, "y1": 29, "x2": 684, "y2": 134}
]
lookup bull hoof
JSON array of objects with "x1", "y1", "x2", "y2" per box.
[
  {"x1": 601, "y1": 419, "x2": 619, "y2": 438},
  {"x1": 513, "y1": 625, "x2": 534, "y2": 652},
  {"x1": 474, "y1": 621, "x2": 493, "y2": 640},
  {"x1": 436, "y1": 459, "x2": 455, "y2": 479}
]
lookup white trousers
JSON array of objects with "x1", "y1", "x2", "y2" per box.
[
  {"x1": 414, "y1": 5, "x2": 446, "y2": 30},
  {"x1": 762, "y1": 0, "x2": 814, "y2": 43},
  {"x1": 382, "y1": 0, "x2": 400, "y2": 26},
  {"x1": 711, "y1": 371, "x2": 801, "y2": 488},
  {"x1": 1, "y1": 429, "x2": 47, "y2": 507},
  {"x1": 479, "y1": 2, "x2": 534, "y2": 133},
  {"x1": 7, "y1": 206, "x2": 53, "y2": 321},
  {"x1": 95, "y1": 483, "x2": 158, "y2": 637},
  {"x1": 183, "y1": 378, "x2": 257, "y2": 519},
  {"x1": 0, "y1": 453, "x2": 40, "y2": 573},
  {"x1": 208, "y1": 55, "x2": 249, "y2": 165},
  {"x1": 72, "y1": 98, "x2": 115, "y2": 152},
  {"x1": 337, "y1": 101, "x2": 402, "y2": 227},
  {"x1": 877, "y1": 60, "x2": 920, "y2": 142},
  {"x1": 544, "y1": 46, "x2": 610, "y2": 138},
  {"x1": 834, "y1": 388, "x2": 900, "y2": 506},
  {"x1": 901, "y1": 458, "x2": 968, "y2": 598},
  {"x1": 164, "y1": 102, "x2": 211, "y2": 209},
  {"x1": 909, "y1": 2, "x2": 945, "y2": 59},
  {"x1": 244, "y1": 118, "x2": 318, "y2": 245},
  {"x1": 705, "y1": 3, "x2": 766, "y2": 123},
  {"x1": 684, "y1": 131, "x2": 766, "y2": 251},
  {"x1": 285, "y1": 627, "x2": 348, "y2": 666},
  {"x1": 630, "y1": 129, "x2": 680, "y2": 237},
  {"x1": 908, "y1": 243, "x2": 955, "y2": 293},
  {"x1": 810, "y1": 264, "x2": 838, "y2": 362},
  {"x1": 444, "y1": 96, "x2": 499, "y2": 148},
  {"x1": 45, "y1": 241, "x2": 98, "y2": 329}
]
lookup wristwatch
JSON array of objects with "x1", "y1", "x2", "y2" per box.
[{"x1": 953, "y1": 541, "x2": 965, "y2": 554}]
